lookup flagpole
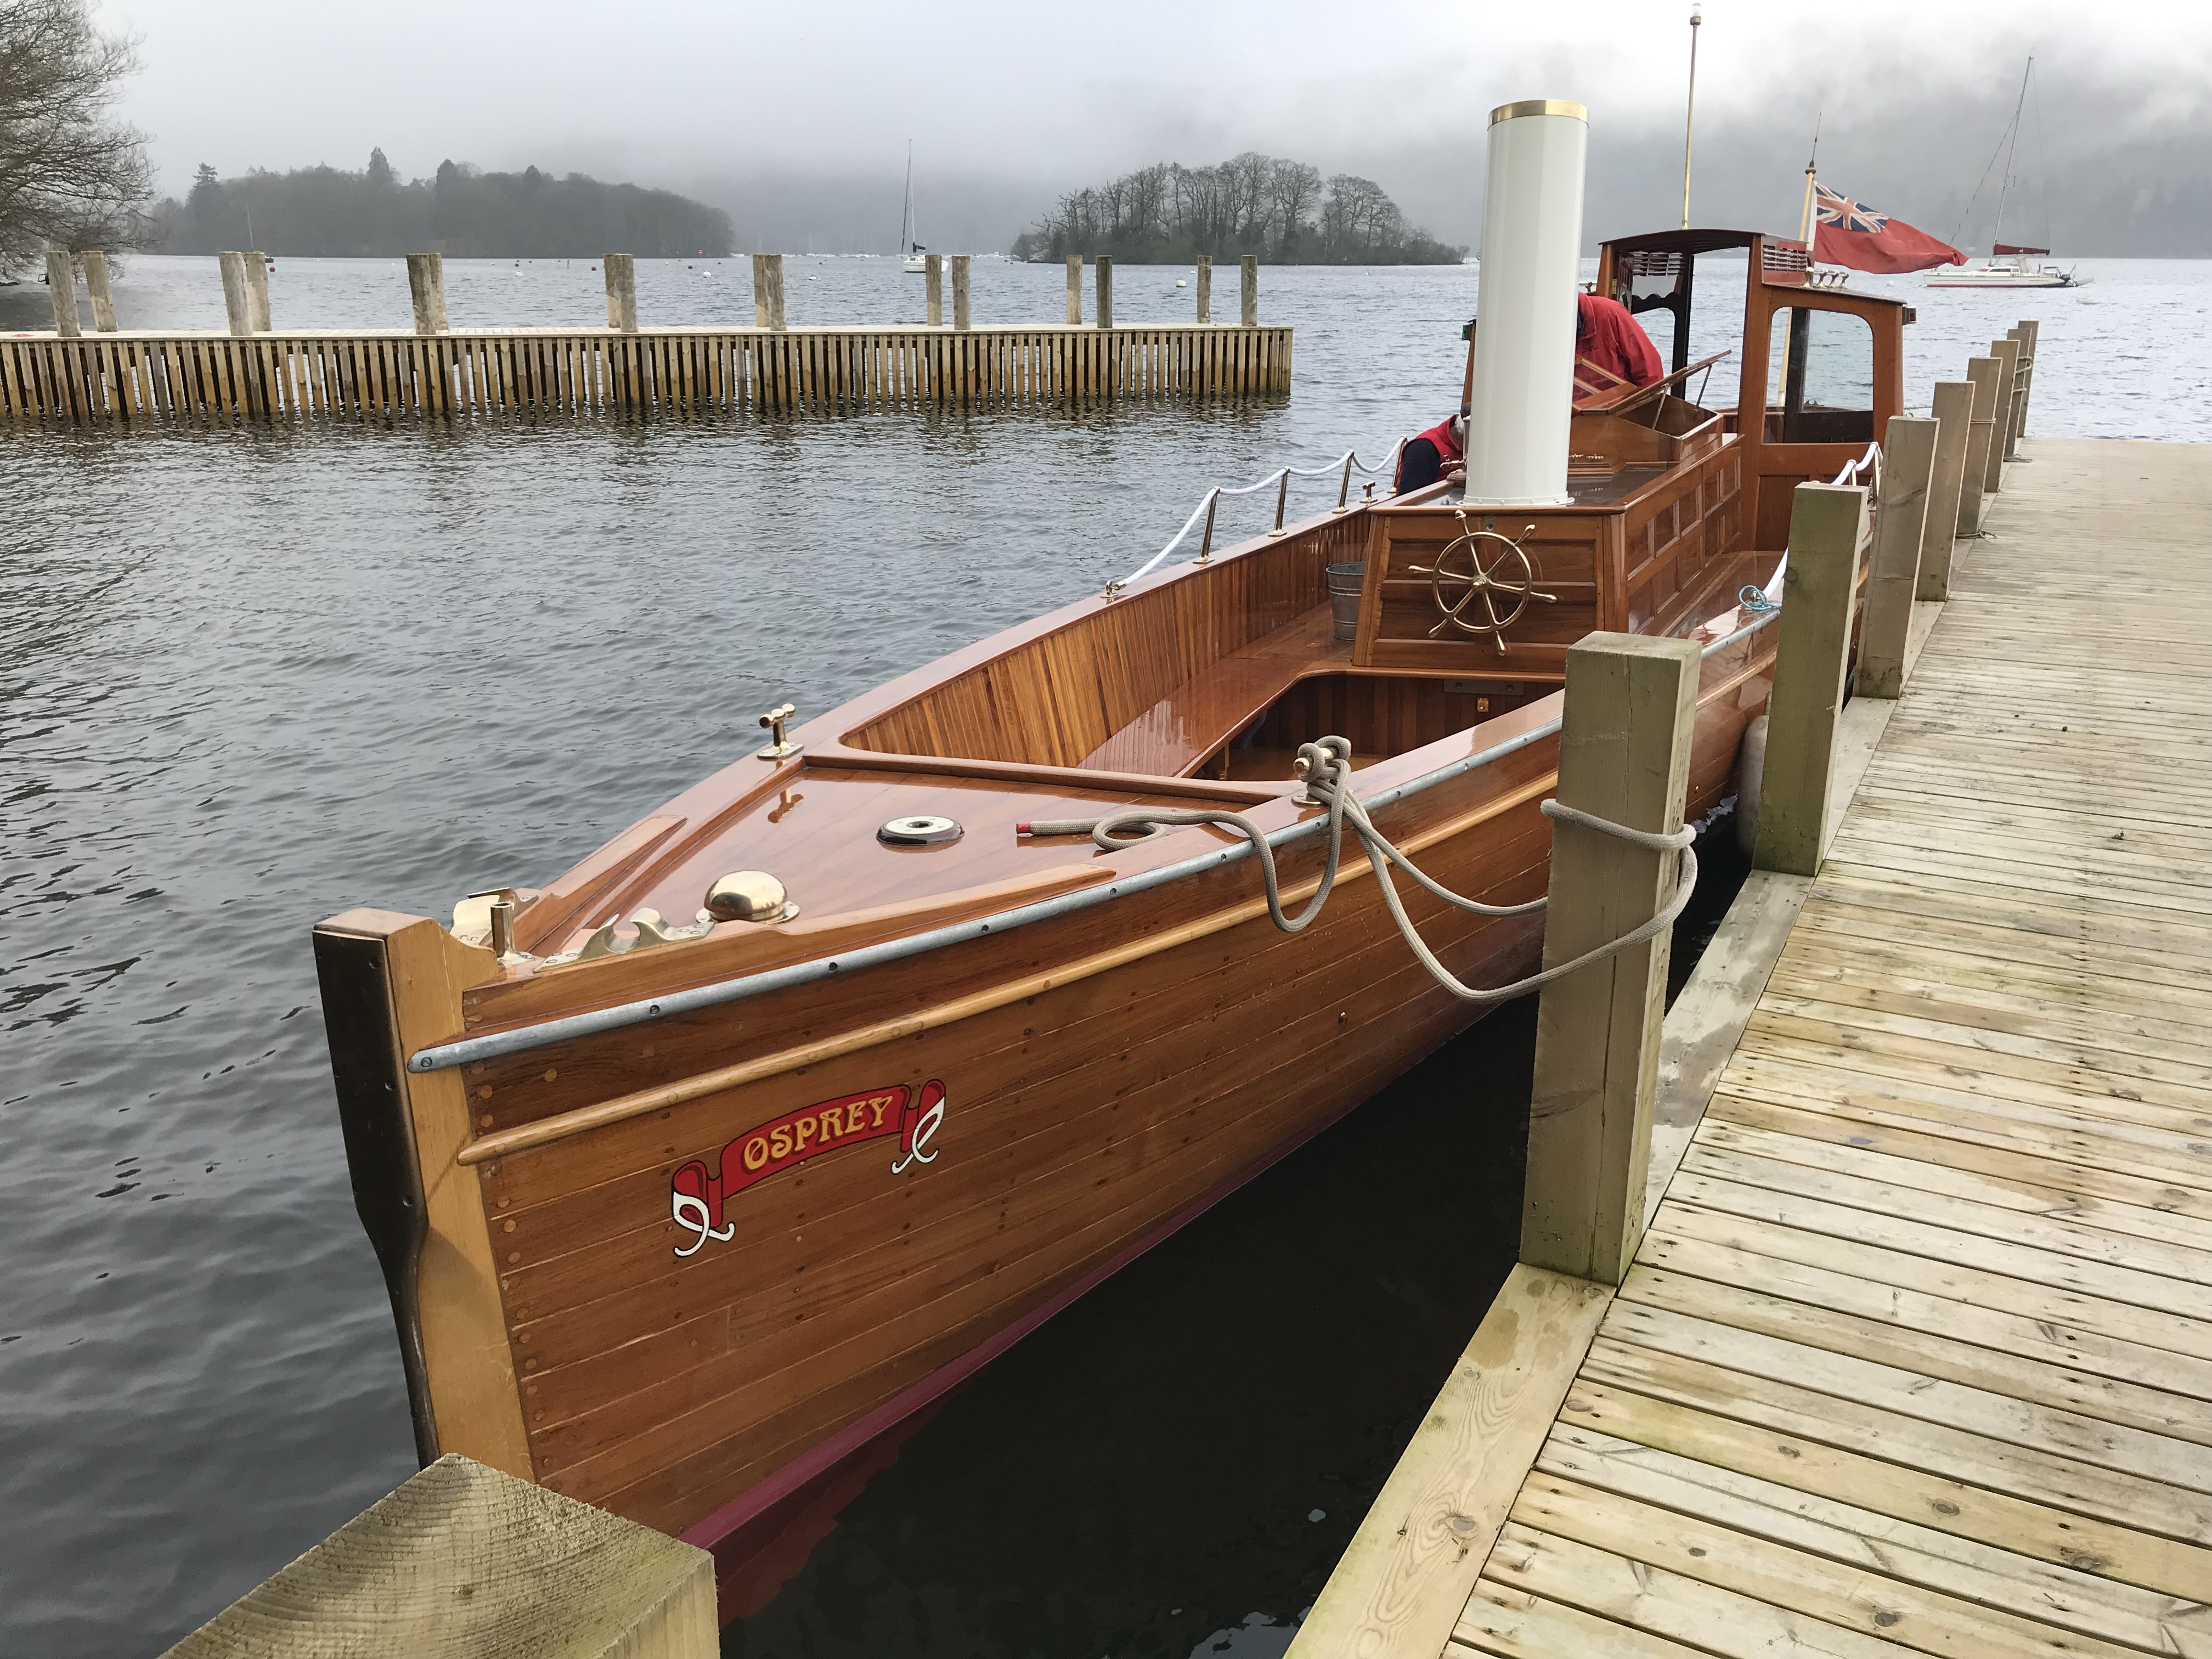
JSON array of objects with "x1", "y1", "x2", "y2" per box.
[{"x1": 1679, "y1": 3, "x2": 1702, "y2": 229}]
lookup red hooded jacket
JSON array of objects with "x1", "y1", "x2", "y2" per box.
[{"x1": 1576, "y1": 293, "x2": 1664, "y2": 388}]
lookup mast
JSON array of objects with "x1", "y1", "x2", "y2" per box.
[
  {"x1": 1991, "y1": 57, "x2": 2032, "y2": 252},
  {"x1": 1797, "y1": 115, "x2": 1821, "y2": 249},
  {"x1": 1679, "y1": 3, "x2": 1702, "y2": 229},
  {"x1": 899, "y1": 141, "x2": 913, "y2": 255}
]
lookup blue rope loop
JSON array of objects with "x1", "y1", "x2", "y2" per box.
[{"x1": 1738, "y1": 584, "x2": 1779, "y2": 613}]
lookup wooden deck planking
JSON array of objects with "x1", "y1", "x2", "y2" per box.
[{"x1": 1446, "y1": 438, "x2": 2212, "y2": 1658}]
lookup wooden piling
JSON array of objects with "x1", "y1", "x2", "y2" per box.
[
  {"x1": 1853, "y1": 416, "x2": 1936, "y2": 698},
  {"x1": 1095, "y1": 256, "x2": 1114, "y2": 330},
  {"x1": 160, "y1": 1455, "x2": 714, "y2": 1659},
  {"x1": 926, "y1": 254, "x2": 943, "y2": 327},
  {"x1": 1917, "y1": 379, "x2": 1974, "y2": 600},
  {"x1": 2008, "y1": 317, "x2": 2039, "y2": 448},
  {"x1": 81, "y1": 250, "x2": 116, "y2": 332},
  {"x1": 1751, "y1": 481, "x2": 1867, "y2": 876},
  {"x1": 1240, "y1": 255, "x2": 1258, "y2": 326},
  {"x1": 46, "y1": 249, "x2": 82, "y2": 338},
  {"x1": 759, "y1": 254, "x2": 786, "y2": 331},
  {"x1": 1955, "y1": 356, "x2": 2002, "y2": 533},
  {"x1": 405, "y1": 254, "x2": 448, "y2": 335},
  {"x1": 1195, "y1": 255, "x2": 1211, "y2": 325},
  {"x1": 1521, "y1": 632, "x2": 1701, "y2": 1287},
  {"x1": 1984, "y1": 336, "x2": 2021, "y2": 494},
  {"x1": 245, "y1": 252, "x2": 271, "y2": 333},
  {"x1": 219, "y1": 252, "x2": 253, "y2": 337},
  {"x1": 952, "y1": 255, "x2": 971, "y2": 332},
  {"x1": 604, "y1": 253, "x2": 638, "y2": 334},
  {"x1": 1065, "y1": 255, "x2": 1082, "y2": 325}
]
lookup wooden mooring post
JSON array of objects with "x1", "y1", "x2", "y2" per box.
[
  {"x1": 1520, "y1": 633, "x2": 1701, "y2": 1286},
  {"x1": 1096, "y1": 255, "x2": 1114, "y2": 330},
  {"x1": 605, "y1": 253, "x2": 639, "y2": 333},
  {"x1": 405, "y1": 253, "x2": 447, "y2": 335},
  {"x1": 925, "y1": 253, "x2": 943, "y2": 326},
  {"x1": 219, "y1": 252, "x2": 253, "y2": 337},
  {"x1": 951, "y1": 255, "x2": 971, "y2": 332},
  {"x1": 1955, "y1": 354, "x2": 2002, "y2": 532},
  {"x1": 245, "y1": 252, "x2": 272, "y2": 333},
  {"x1": 1917, "y1": 379, "x2": 1974, "y2": 600},
  {"x1": 81, "y1": 250, "x2": 117, "y2": 332},
  {"x1": 1195, "y1": 254, "x2": 1212, "y2": 324},
  {"x1": 2006, "y1": 318, "x2": 2039, "y2": 451},
  {"x1": 160, "y1": 1455, "x2": 714, "y2": 1658},
  {"x1": 749, "y1": 253, "x2": 785, "y2": 330},
  {"x1": 1242, "y1": 255, "x2": 1258, "y2": 326},
  {"x1": 1751, "y1": 481, "x2": 1867, "y2": 876},
  {"x1": 1065, "y1": 254, "x2": 1082, "y2": 324},
  {"x1": 44, "y1": 248, "x2": 81, "y2": 337},
  {"x1": 1984, "y1": 335, "x2": 2021, "y2": 494},
  {"x1": 1852, "y1": 415, "x2": 1937, "y2": 698}
]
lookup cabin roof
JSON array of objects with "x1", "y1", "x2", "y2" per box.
[{"x1": 1601, "y1": 228, "x2": 1766, "y2": 256}]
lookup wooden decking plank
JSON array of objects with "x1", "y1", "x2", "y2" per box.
[
  {"x1": 1645, "y1": 1203, "x2": 2212, "y2": 1370},
  {"x1": 1764, "y1": 961, "x2": 2212, "y2": 1066},
  {"x1": 1559, "y1": 1376, "x2": 2212, "y2": 1605},
  {"x1": 1582, "y1": 1338, "x2": 2212, "y2": 1545},
  {"x1": 1689, "y1": 1118, "x2": 2212, "y2": 1256},
  {"x1": 1776, "y1": 930, "x2": 2212, "y2": 1018},
  {"x1": 1502, "y1": 1479, "x2": 2154, "y2": 1659},
  {"x1": 1667, "y1": 1167, "x2": 2212, "y2": 1323},
  {"x1": 1718, "y1": 1048, "x2": 2212, "y2": 1165},
  {"x1": 1679, "y1": 1140, "x2": 2212, "y2": 1285},
  {"x1": 1452, "y1": 1580, "x2": 1709, "y2": 1659},
  {"x1": 1737, "y1": 1009, "x2": 2212, "y2": 1117},
  {"x1": 1705, "y1": 1093, "x2": 2212, "y2": 1228},
  {"x1": 1536, "y1": 1424, "x2": 2212, "y2": 1657},
  {"x1": 1609, "y1": 1283, "x2": 2212, "y2": 1467}
]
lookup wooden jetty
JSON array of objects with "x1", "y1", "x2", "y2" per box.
[
  {"x1": 0, "y1": 250, "x2": 1291, "y2": 424},
  {"x1": 1293, "y1": 423, "x2": 2212, "y2": 1658}
]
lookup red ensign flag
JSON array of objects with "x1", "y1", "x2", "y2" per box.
[{"x1": 1811, "y1": 183, "x2": 1966, "y2": 275}]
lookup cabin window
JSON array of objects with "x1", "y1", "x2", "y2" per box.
[{"x1": 1765, "y1": 307, "x2": 1876, "y2": 444}]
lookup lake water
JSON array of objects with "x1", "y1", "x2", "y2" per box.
[{"x1": 3, "y1": 253, "x2": 2205, "y2": 1659}]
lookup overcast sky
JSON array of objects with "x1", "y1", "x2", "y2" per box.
[{"x1": 97, "y1": 1, "x2": 2212, "y2": 253}]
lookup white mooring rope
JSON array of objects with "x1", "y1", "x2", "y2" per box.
[{"x1": 1022, "y1": 736, "x2": 1696, "y2": 1003}]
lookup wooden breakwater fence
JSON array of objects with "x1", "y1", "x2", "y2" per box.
[{"x1": 3, "y1": 249, "x2": 1290, "y2": 425}]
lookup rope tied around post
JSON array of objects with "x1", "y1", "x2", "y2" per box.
[{"x1": 1021, "y1": 737, "x2": 1696, "y2": 1004}]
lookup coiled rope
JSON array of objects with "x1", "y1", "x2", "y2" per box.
[{"x1": 1023, "y1": 736, "x2": 1696, "y2": 1005}]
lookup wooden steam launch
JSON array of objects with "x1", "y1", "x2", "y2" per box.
[{"x1": 313, "y1": 209, "x2": 1908, "y2": 1607}]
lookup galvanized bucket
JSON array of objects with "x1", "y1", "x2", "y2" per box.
[{"x1": 1325, "y1": 562, "x2": 1365, "y2": 641}]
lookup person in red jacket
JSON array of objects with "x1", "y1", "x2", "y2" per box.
[
  {"x1": 1394, "y1": 408, "x2": 1466, "y2": 493},
  {"x1": 1576, "y1": 291, "x2": 1664, "y2": 388}
]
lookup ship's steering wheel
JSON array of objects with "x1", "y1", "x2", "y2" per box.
[{"x1": 1408, "y1": 512, "x2": 1558, "y2": 654}]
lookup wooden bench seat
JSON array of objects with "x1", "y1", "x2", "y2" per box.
[{"x1": 1080, "y1": 605, "x2": 1351, "y2": 778}]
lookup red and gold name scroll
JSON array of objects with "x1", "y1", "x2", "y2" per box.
[{"x1": 670, "y1": 1080, "x2": 948, "y2": 1257}]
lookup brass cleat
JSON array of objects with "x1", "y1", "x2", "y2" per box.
[{"x1": 758, "y1": 702, "x2": 801, "y2": 761}]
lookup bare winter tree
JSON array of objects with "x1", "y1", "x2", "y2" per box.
[{"x1": 0, "y1": 0, "x2": 153, "y2": 271}]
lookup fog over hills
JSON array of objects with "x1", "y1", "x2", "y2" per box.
[{"x1": 114, "y1": 1, "x2": 2212, "y2": 258}]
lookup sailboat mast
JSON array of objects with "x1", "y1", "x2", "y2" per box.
[
  {"x1": 1991, "y1": 58, "x2": 2031, "y2": 251},
  {"x1": 899, "y1": 142, "x2": 913, "y2": 255}
]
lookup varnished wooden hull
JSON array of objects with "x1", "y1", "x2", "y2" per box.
[{"x1": 312, "y1": 393, "x2": 1784, "y2": 1612}]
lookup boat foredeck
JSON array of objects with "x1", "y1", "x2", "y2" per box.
[{"x1": 1296, "y1": 437, "x2": 2212, "y2": 1658}]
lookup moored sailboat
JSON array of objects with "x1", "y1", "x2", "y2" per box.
[{"x1": 311, "y1": 106, "x2": 1911, "y2": 1615}]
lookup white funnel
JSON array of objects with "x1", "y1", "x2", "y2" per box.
[{"x1": 1464, "y1": 99, "x2": 1588, "y2": 507}]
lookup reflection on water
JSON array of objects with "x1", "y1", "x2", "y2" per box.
[{"x1": 2, "y1": 253, "x2": 2205, "y2": 1657}]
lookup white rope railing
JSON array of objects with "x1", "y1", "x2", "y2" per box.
[
  {"x1": 1118, "y1": 442, "x2": 1406, "y2": 589},
  {"x1": 1743, "y1": 441, "x2": 1886, "y2": 611}
]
